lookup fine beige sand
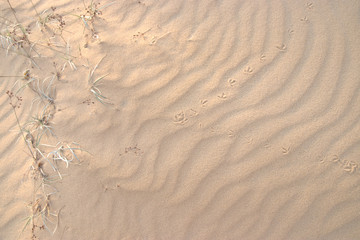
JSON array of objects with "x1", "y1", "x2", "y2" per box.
[{"x1": 1, "y1": 0, "x2": 360, "y2": 239}]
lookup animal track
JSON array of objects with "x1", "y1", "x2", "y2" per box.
[
  {"x1": 317, "y1": 155, "x2": 326, "y2": 164},
  {"x1": 218, "y1": 93, "x2": 227, "y2": 99},
  {"x1": 201, "y1": 99, "x2": 208, "y2": 107},
  {"x1": 187, "y1": 108, "x2": 198, "y2": 117},
  {"x1": 276, "y1": 44, "x2": 287, "y2": 51},
  {"x1": 173, "y1": 111, "x2": 188, "y2": 125},
  {"x1": 132, "y1": 28, "x2": 152, "y2": 43},
  {"x1": 228, "y1": 78, "x2": 236, "y2": 86},
  {"x1": 300, "y1": 16, "x2": 309, "y2": 22},
  {"x1": 306, "y1": 2, "x2": 313, "y2": 9},
  {"x1": 243, "y1": 66, "x2": 253, "y2": 74},
  {"x1": 245, "y1": 136, "x2": 253, "y2": 144},
  {"x1": 331, "y1": 155, "x2": 358, "y2": 174},
  {"x1": 260, "y1": 54, "x2": 266, "y2": 62},
  {"x1": 119, "y1": 144, "x2": 143, "y2": 156},
  {"x1": 264, "y1": 143, "x2": 271, "y2": 149},
  {"x1": 282, "y1": 146, "x2": 290, "y2": 154}
]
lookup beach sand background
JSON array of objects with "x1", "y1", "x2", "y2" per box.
[{"x1": 1, "y1": 0, "x2": 360, "y2": 239}]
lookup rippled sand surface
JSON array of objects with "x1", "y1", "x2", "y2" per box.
[{"x1": 1, "y1": 0, "x2": 360, "y2": 239}]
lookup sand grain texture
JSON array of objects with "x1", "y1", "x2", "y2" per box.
[{"x1": 1, "y1": 0, "x2": 360, "y2": 239}]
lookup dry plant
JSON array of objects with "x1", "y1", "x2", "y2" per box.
[
  {"x1": 88, "y1": 56, "x2": 111, "y2": 104},
  {"x1": 0, "y1": 1, "x2": 42, "y2": 68},
  {"x1": 30, "y1": 2, "x2": 79, "y2": 65},
  {"x1": 28, "y1": 0, "x2": 69, "y2": 47},
  {"x1": 23, "y1": 103, "x2": 56, "y2": 142},
  {"x1": 20, "y1": 179, "x2": 61, "y2": 239},
  {"x1": 1, "y1": 1, "x2": 108, "y2": 238},
  {"x1": 10, "y1": 69, "x2": 56, "y2": 111},
  {"x1": 6, "y1": 90, "x2": 51, "y2": 239},
  {"x1": 33, "y1": 6, "x2": 66, "y2": 36},
  {"x1": 7, "y1": 89, "x2": 85, "y2": 239},
  {"x1": 51, "y1": 61, "x2": 66, "y2": 81},
  {"x1": 11, "y1": 70, "x2": 38, "y2": 95},
  {"x1": 61, "y1": 40, "x2": 77, "y2": 70},
  {"x1": 1, "y1": 1, "x2": 78, "y2": 70},
  {"x1": 6, "y1": 70, "x2": 81, "y2": 238},
  {"x1": 46, "y1": 142, "x2": 88, "y2": 172},
  {"x1": 0, "y1": 23, "x2": 39, "y2": 67},
  {"x1": 32, "y1": 76, "x2": 56, "y2": 106},
  {"x1": 72, "y1": 0, "x2": 115, "y2": 39}
]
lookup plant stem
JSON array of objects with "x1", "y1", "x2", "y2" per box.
[{"x1": 11, "y1": 106, "x2": 37, "y2": 161}]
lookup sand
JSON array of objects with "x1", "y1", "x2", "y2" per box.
[{"x1": 1, "y1": 0, "x2": 360, "y2": 239}]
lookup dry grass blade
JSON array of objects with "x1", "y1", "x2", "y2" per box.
[
  {"x1": 24, "y1": 103, "x2": 55, "y2": 138},
  {"x1": 36, "y1": 147, "x2": 62, "y2": 179},
  {"x1": 59, "y1": 40, "x2": 77, "y2": 70},
  {"x1": 73, "y1": 1, "x2": 115, "y2": 37},
  {"x1": 34, "y1": 76, "x2": 56, "y2": 105},
  {"x1": 47, "y1": 142, "x2": 87, "y2": 168},
  {"x1": 0, "y1": 15, "x2": 40, "y2": 67},
  {"x1": 88, "y1": 56, "x2": 112, "y2": 104},
  {"x1": 12, "y1": 70, "x2": 37, "y2": 95}
]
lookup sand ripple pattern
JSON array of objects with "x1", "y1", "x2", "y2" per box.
[{"x1": 56, "y1": 0, "x2": 360, "y2": 239}]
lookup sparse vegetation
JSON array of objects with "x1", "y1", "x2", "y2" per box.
[{"x1": 1, "y1": 0, "x2": 114, "y2": 238}]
